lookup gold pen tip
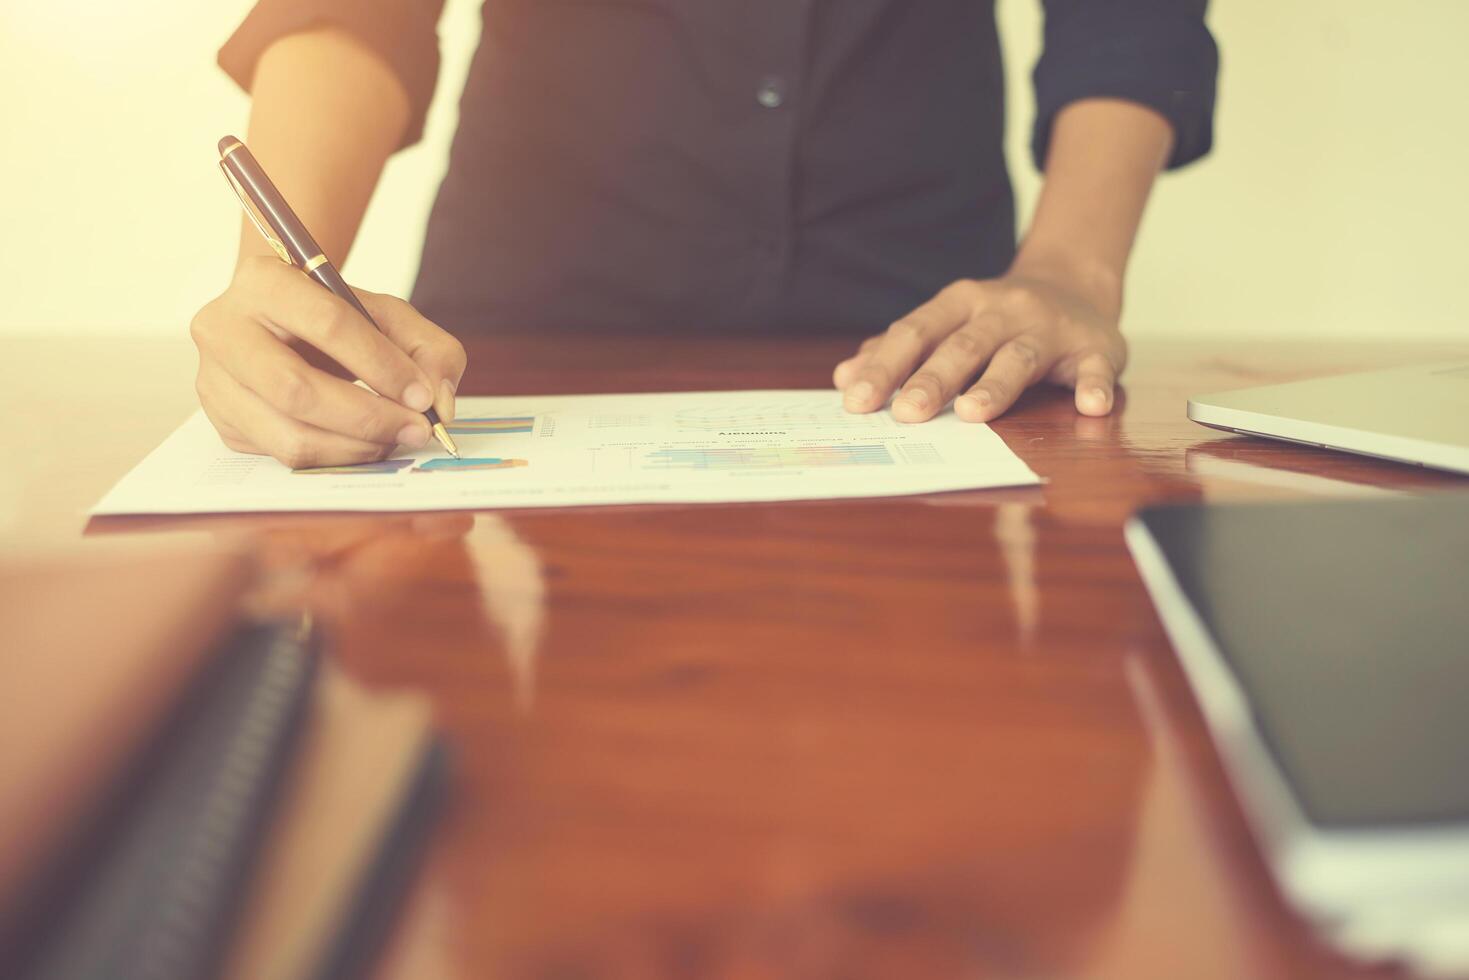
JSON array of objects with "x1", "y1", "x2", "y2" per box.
[{"x1": 432, "y1": 422, "x2": 461, "y2": 458}]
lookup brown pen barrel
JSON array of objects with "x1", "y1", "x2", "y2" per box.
[{"x1": 217, "y1": 137, "x2": 328, "y2": 276}]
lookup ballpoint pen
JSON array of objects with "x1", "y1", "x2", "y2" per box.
[{"x1": 215, "y1": 135, "x2": 460, "y2": 458}]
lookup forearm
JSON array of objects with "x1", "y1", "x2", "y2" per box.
[
  {"x1": 237, "y1": 27, "x2": 410, "y2": 267},
  {"x1": 1011, "y1": 98, "x2": 1175, "y2": 316}
]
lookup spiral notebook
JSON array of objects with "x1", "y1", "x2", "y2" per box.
[
  {"x1": 1, "y1": 553, "x2": 447, "y2": 980},
  {"x1": 0, "y1": 549, "x2": 254, "y2": 967},
  {"x1": 20, "y1": 619, "x2": 320, "y2": 980},
  {"x1": 220, "y1": 665, "x2": 447, "y2": 980}
]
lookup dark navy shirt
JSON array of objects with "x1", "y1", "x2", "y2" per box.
[{"x1": 222, "y1": 1, "x2": 1218, "y2": 335}]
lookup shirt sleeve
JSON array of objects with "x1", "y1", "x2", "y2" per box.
[
  {"x1": 218, "y1": 0, "x2": 446, "y2": 148},
  {"x1": 1032, "y1": 0, "x2": 1219, "y2": 171}
]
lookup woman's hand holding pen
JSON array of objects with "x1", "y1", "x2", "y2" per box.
[{"x1": 191, "y1": 255, "x2": 467, "y2": 469}]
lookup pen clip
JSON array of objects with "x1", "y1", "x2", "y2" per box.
[{"x1": 218, "y1": 160, "x2": 293, "y2": 266}]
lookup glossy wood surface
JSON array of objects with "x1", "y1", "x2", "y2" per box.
[{"x1": 4, "y1": 333, "x2": 1467, "y2": 979}]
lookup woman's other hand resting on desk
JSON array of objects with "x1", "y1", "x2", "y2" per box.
[
  {"x1": 191, "y1": 261, "x2": 464, "y2": 469},
  {"x1": 833, "y1": 98, "x2": 1177, "y2": 423},
  {"x1": 833, "y1": 267, "x2": 1126, "y2": 423}
]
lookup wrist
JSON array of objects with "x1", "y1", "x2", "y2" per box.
[{"x1": 1007, "y1": 244, "x2": 1124, "y2": 320}]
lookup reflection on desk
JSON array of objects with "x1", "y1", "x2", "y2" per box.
[{"x1": 5, "y1": 332, "x2": 1468, "y2": 978}]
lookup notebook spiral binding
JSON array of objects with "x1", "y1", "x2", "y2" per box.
[{"x1": 25, "y1": 619, "x2": 320, "y2": 980}]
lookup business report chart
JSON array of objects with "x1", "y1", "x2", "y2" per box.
[{"x1": 93, "y1": 390, "x2": 1041, "y2": 515}]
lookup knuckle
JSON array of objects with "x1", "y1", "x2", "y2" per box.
[
  {"x1": 444, "y1": 335, "x2": 468, "y2": 375},
  {"x1": 188, "y1": 313, "x2": 207, "y2": 347},
  {"x1": 314, "y1": 303, "x2": 353, "y2": 345},
  {"x1": 372, "y1": 291, "x2": 406, "y2": 315},
  {"x1": 221, "y1": 433, "x2": 253, "y2": 454},
  {"x1": 856, "y1": 363, "x2": 892, "y2": 388},
  {"x1": 188, "y1": 304, "x2": 220, "y2": 347},
  {"x1": 273, "y1": 369, "x2": 315, "y2": 416},
  {"x1": 357, "y1": 292, "x2": 396, "y2": 326},
  {"x1": 354, "y1": 409, "x2": 392, "y2": 444},
  {"x1": 943, "y1": 328, "x2": 986, "y2": 359},
  {"x1": 885, "y1": 319, "x2": 925, "y2": 344},
  {"x1": 1007, "y1": 339, "x2": 1042, "y2": 369},
  {"x1": 365, "y1": 290, "x2": 412, "y2": 321},
  {"x1": 908, "y1": 370, "x2": 946, "y2": 395},
  {"x1": 945, "y1": 278, "x2": 982, "y2": 300},
  {"x1": 274, "y1": 432, "x2": 315, "y2": 471},
  {"x1": 1000, "y1": 285, "x2": 1040, "y2": 316}
]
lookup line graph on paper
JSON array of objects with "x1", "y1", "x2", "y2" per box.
[{"x1": 673, "y1": 399, "x2": 895, "y2": 432}]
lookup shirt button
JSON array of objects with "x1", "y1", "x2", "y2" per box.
[{"x1": 756, "y1": 76, "x2": 786, "y2": 109}]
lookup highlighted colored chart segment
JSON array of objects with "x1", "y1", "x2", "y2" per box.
[
  {"x1": 294, "y1": 458, "x2": 415, "y2": 476},
  {"x1": 643, "y1": 445, "x2": 893, "y2": 470},
  {"x1": 415, "y1": 457, "x2": 529, "y2": 473},
  {"x1": 445, "y1": 416, "x2": 534, "y2": 435}
]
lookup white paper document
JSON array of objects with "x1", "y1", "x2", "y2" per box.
[{"x1": 93, "y1": 390, "x2": 1041, "y2": 515}]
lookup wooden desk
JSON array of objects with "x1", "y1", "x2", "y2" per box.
[{"x1": 3, "y1": 333, "x2": 1466, "y2": 979}]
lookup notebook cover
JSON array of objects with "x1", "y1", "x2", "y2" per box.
[
  {"x1": 1132, "y1": 492, "x2": 1469, "y2": 828},
  {"x1": 0, "y1": 549, "x2": 253, "y2": 956},
  {"x1": 19, "y1": 618, "x2": 320, "y2": 980},
  {"x1": 220, "y1": 666, "x2": 448, "y2": 980}
]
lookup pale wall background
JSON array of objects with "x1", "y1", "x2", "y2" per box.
[{"x1": 2, "y1": 0, "x2": 1466, "y2": 340}]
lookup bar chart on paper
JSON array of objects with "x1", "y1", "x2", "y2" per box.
[
  {"x1": 292, "y1": 459, "x2": 415, "y2": 476},
  {"x1": 93, "y1": 390, "x2": 1041, "y2": 515},
  {"x1": 444, "y1": 416, "x2": 535, "y2": 435},
  {"x1": 416, "y1": 457, "x2": 529, "y2": 472}
]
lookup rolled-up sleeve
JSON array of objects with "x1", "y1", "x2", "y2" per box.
[
  {"x1": 218, "y1": 0, "x2": 446, "y2": 148},
  {"x1": 1032, "y1": 0, "x2": 1219, "y2": 171}
]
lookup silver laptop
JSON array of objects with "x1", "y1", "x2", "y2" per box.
[{"x1": 1188, "y1": 361, "x2": 1469, "y2": 475}]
